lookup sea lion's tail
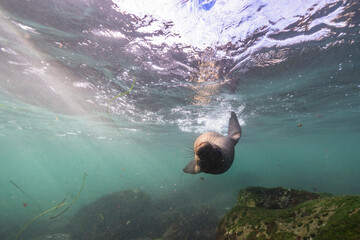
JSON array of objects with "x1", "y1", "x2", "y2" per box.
[{"x1": 228, "y1": 111, "x2": 242, "y2": 143}]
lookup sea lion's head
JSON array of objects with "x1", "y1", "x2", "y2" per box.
[
  {"x1": 183, "y1": 111, "x2": 242, "y2": 175},
  {"x1": 195, "y1": 141, "x2": 225, "y2": 173}
]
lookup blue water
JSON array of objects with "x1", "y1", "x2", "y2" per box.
[{"x1": 0, "y1": 0, "x2": 359, "y2": 239}]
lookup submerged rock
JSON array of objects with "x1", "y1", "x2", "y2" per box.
[
  {"x1": 237, "y1": 187, "x2": 322, "y2": 209},
  {"x1": 217, "y1": 187, "x2": 360, "y2": 240},
  {"x1": 69, "y1": 190, "x2": 153, "y2": 240},
  {"x1": 0, "y1": 221, "x2": 18, "y2": 240},
  {"x1": 68, "y1": 189, "x2": 218, "y2": 240},
  {"x1": 28, "y1": 233, "x2": 71, "y2": 240}
]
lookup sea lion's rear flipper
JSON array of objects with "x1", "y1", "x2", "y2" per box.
[
  {"x1": 228, "y1": 111, "x2": 242, "y2": 143},
  {"x1": 183, "y1": 160, "x2": 200, "y2": 174}
]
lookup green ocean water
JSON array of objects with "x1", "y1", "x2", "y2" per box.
[
  {"x1": 1, "y1": 56, "x2": 359, "y2": 224},
  {"x1": 0, "y1": 0, "x2": 360, "y2": 239}
]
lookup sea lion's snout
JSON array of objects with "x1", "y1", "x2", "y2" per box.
[
  {"x1": 196, "y1": 142, "x2": 224, "y2": 173},
  {"x1": 196, "y1": 142, "x2": 223, "y2": 160},
  {"x1": 196, "y1": 142, "x2": 213, "y2": 158}
]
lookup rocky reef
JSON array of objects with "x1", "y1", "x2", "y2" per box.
[
  {"x1": 0, "y1": 221, "x2": 19, "y2": 240},
  {"x1": 68, "y1": 189, "x2": 218, "y2": 240},
  {"x1": 28, "y1": 233, "x2": 71, "y2": 240},
  {"x1": 7, "y1": 187, "x2": 359, "y2": 240},
  {"x1": 216, "y1": 187, "x2": 360, "y2": 240}
]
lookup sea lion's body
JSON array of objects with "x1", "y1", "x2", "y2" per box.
[{"x1": 183, "y1": 111, "x2": 242, "y2": 175}]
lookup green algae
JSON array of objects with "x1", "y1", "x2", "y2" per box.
[
  {"x1": 237, "y1": 187, "x2": 321, "y2": 209},
  {"x1": 316, "y1": 196, "x2": 360, "y2": 239},
  {"x1": 217, "y1": 187, "x2": 360, "y2": 240}
]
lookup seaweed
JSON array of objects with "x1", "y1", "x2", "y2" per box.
[
  {"x1": 13, "y1": 202, "x2": 67, "y2": 240},
  {"x1": 0, "y1": 104, "x2": 13, "y2": 108},
  {"x1": 50, "y1": 197, "x2": 67, "y2": 219},
  {"x1": 50, "y1": 172, "x2": 87, "y2": 219},
  {"x1": 9, "y1": 180, "x2": 43, "y2": 213},
  {"x1": 12, "y1": 172, "x2": 87, "y2": 240},
  {"x1": 106, "y1": 71, "x2": 136, "y2": 123}
]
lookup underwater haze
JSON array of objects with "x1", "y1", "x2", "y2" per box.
[{"x1": 0, "y1": 0, "x2": 360, "y2": 239}]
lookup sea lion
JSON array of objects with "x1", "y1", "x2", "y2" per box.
[{"x1": 183, "y1": 111, "x2": 242, "y2": 174}]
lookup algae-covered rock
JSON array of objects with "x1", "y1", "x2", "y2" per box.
[
  {"x1": 237, "y1": 187, "x2": 322, "y2": 209},
  {"x1": 160, "y1": 207, "x2": 218, "y2": 240},
  {"x1": 217, "y1": 187, "x2": 360, "y2": 240}
]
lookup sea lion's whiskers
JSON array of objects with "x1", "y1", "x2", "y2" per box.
[
  {"x1": 183, "y1": 154, "x2": 194, "y2": 159},
  {"x1": 185, "y1": 145, "x2": 194, "y2": 153},
  {"x1": 182, "y1": 146, "x2": 195, "y2": 158}
]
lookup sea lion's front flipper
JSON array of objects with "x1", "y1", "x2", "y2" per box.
[
  {"x1": 228, "y1": 111, "x2": 242, "y2": 143},
  {"x1": 183, "y1": 160, "x2": 200, "y2": 174}
]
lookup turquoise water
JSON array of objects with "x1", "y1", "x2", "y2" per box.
[{"x1": 1, "y1": 0, "x2": 360, "y2": 239}]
